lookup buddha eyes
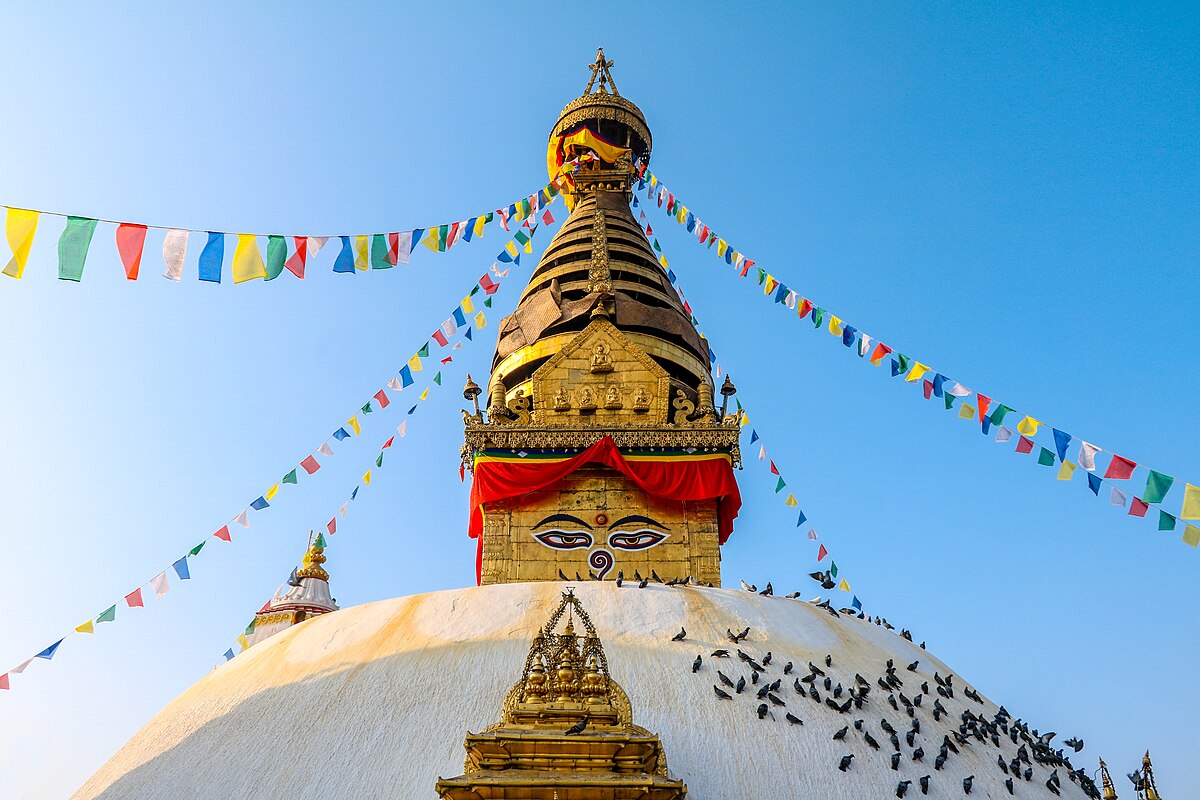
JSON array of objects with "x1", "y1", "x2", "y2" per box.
[
  {"x1": 533, "y1": 530, "x2": 594, "y2": 550},
  {"x1": 607, "y1": 530, "x2": 668, "y2": 550}
]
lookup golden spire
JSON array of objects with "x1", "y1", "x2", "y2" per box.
[
  {"x1": 1142, "y1": 751, "x2": 1162, "y2": 800},
  {"x1": 1100, "y1": 759, "x2": 1118, "y2": 799},
  {"x1": 584, "y1": 47, "x2": 619, "y2": 96},
  {"x1": 295, "y1": 534, "x2": 329, "y2": 582}
]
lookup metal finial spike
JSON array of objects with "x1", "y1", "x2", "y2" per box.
[{"x1": 584, "y1": 47, "x2": 618, "y2": 96}]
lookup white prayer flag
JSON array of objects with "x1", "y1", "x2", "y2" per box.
[
  {"x1": 758, "y1": 445, "x2": 766, "y2": 461},
  {"x1": 318, "y1": 442, "x2": 334, "y2": 457},
  {"x1": 491, "y1": 263, "x2": 510, "y2": 279},
  {"x1": 151, "y1": 572, "x2": 170, "y2": 598},
  {"x1": 339, "y1": 502, "x2": 348, "y2": 519},
  {"x1": 995, "y1": 426, "x2": 1014, "y2": 443},
  {"x1": 387, "y1": 377, "x2": 403, "y2": 392},
  {"x1": 807, "y1": 529, "x2": 819, "y2": 541},
  {"x1": 1078, "y1": 441, "x2": 1102, "y2": 471},
  {"x1": 234, "y1": 510, "x2": 250, "y2": 528},
  {"x1": 10, "y1": 658, "x2": 34, "y2": 674},
  {"x1": 395, "y1": 232, "x2": 412, "y2": 264},
  {"x1": 397, "y1": 421, "x2": 408, "y2": 437},
  {"x1": 1110, "y1": 486, "x2": 1127, "y2": 507},
  {"x1": 947, "y1": 383, "x2": 972, "y2": 397},
  {"x1": 859, "y1": 334, "x2": 873, "y2": 358},
  {"x1": 442, "y1": 318, "x2": 458, "y2": 337},
  {"x1": 307, "y1": 236, "x2": 328, "y2": 258},
  {"x1": 162, "y1": 229, "x2": 188, "y2": 282}
]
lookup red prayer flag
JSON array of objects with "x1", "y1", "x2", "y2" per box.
[
  {"x1": 817, "y1": 544, "x2": 828, "y2": 561},
  {"x1": 327, "y1": 518, "x2": 336, "y2": 535},
  {"x1": 382, "y1": 436, "x2": 395, "y2": 449},
  {"x1": 923, "y1": 380, "x2": 934, "y2": 400},
  {"x1": 125, "y1": 588, "x2": 144, "y2": 608},
  {"x1": 1103, "y1": 454, "x2": 1136, "y2": 480},
  {"x1": 214, "y1": 525, "x2": 232, "y2": 542},
  {"x1": 459, "y1": 463, "x2": 466, "y2": 482},
  {"x1": 284, "y1": 237, "x2": 307, "y2": 278},
  {"x1": 769, "y1": 460, "x2": 779, "y2": 475},
  {"x1": 0, "y1": 673, "x2": 9, "y2": 690},
  {"x1": 441, "y1": 356, "x2": 453, "y2": 364},
  {"x1": 115, "y1": 223, "x2": 148, "y2": 280},
  {"x1": 869, "y1": 343, "x2": 893, "y2": 366},
  {"x1": 386, "y1": 232, "x2": 400, "y2": 265},
  {"x1": 300, "y1": 455, "x2": 321, "y2": 475},
  {"x1": 1016, "y1": 436, "x2": 1035, "y2": 454},
  {"x1": 431, "y1": 330, "x2": 449, "y2": 347},
  {"x1": 977, "y1": 394, "x2": 991, "y2": 422},
  {"x1": 1129, "y1": 498, "x2": 1149, "y2": 517},
  {"x1": 479, "y1": 273, "x2": 499, "y2": 294},
  {"x1": 542, "y1": 209, "x2": 555, "y2": 225},
  {"x1": 373, "y1": 389, "x2": 390, "y2": 409},
  {"x1": 798, "y1": 299, "x2": 813, "y2": 319}
]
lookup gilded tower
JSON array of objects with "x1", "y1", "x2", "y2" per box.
[{"x1": 463, "y1": 50, "x2": 742, "y2": 587}]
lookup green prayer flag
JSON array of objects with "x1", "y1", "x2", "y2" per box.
[
  {"x1": 653, "y1": 239, "x2": 662, "y2": 252},
  {"x1": 96, "y1": 605, "x2": 117, "y2": 623},
  {"x1": 370, "y1": 233, "x2": 392, "y2": 269},
  {"x1": 434, "y1": 372, "x2": 442, "y2": 386},
  {"x1": 437, "y1": 225, "x2": 448, "y2": 251},
  {"x1": 190, "y1": 541, "x2": 206, "y2": 556},
  {"x1": 812, "y1": 308, "x2": 824, "y2": 327},
  {"x1": 1037, "y1": 447, "x2": 1056, "y2": 466},
  {"x1": 265, "y1": 235, "x2": 287, "y2": 280},
  {"x1": 282, "y1": 469, "x2": 298, "y2": 485},
  {"x1": 484, "y1": 297, "x2": 493, "y2": 308},
  {"x1": 944, "y1": 394, "x2": 956, "y2": 411},
  {"x1": 485, "y1": 211, "x2": 495, "y2": 221},
  {"x1": 897, "y1": 354, "x2": 912, "y2": 373},
  {"x1": 1144, "y1": 470, "x2": 1174, "y2": 504},
  {"x1": 244, "y1": 621, "x2": 256, "y2": 636},
  {"x1": 362, "y1": 402, "x2": 373, "y2": 414},
  {"x1": 417, "y1": 343, "x2": 429, "y2": 358},
  {"x1": 756, "y1": 268, "x2": 766, "y2": 286},
  {"x1": 830, "y1": 562, "x2": 838, "y2": 578},
  {"x1": 774, "y1": 476, "x2": 786, "y2": 493},
  {"x1": 315, "y1": 533, "x2": 327, "y2": 548},
  {"x1": 376, "y1": 452, "x2": 384, "y2": 468},
  {"x1": 990, "y1": 405, "x2": 1012, "y2": 425},
  {"x1": 57, "y1": 216, "x2": 98, "y2": 281},
  {"x1": 1159, "y1": 510, "x2": 1177, "y2": 531}
]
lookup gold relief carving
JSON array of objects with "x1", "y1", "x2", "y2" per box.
[
  {"x1": 589, "y1": 341, "x2": 613, "y2": 373},
  {"x1": 578, "y1": 386, "x2": 597, "y2": 411},
  {"x1": 588, "y1": 211, "x2": 613, "y2": 296},
  {"x1": 632, "y1": 386, "x2": 651, "y2": 412},
  {"x1": 603, "y1": 385, "x2": 622, "y2": 410},
  {"x1": 506, "y1": 390, "x2": 532, "y2": 425},
  {"x1": 671, "y1": 389, "x2": 696, "y2": 426},
  {"x1": 553, "y1": 386, "x2": 570, "y2": 411}
]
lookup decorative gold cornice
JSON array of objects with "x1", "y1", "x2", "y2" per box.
[{"x1": 463, "y1": 422, "x2": 742, "y2": 469}]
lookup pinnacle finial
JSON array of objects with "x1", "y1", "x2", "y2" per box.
[
  {"x1": 584, "y1": 47, "x2": 619, "y2": 96},
  {"x1": 296, "y1": 535, "x2": 329, "y2": 581}
]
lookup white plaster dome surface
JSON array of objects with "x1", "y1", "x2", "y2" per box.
[{"x1": 74, "y1": 582, "x2": 1087, "y2": 799}]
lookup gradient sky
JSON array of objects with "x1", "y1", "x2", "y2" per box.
[{"x1": 1, "y1": 3, "x2": 1197, "y2": 797}]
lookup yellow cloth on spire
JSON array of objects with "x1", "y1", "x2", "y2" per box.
[
  {"x1": 346, "y1": 416, "x2": 361, "y2": 436},
  {"x1": 837, "y1": 578, "x2": 850, "y2": 592},
  {"x1": 546, "y1": 126, "x2": 631, "y2": 209},
  {"x1": 231, "y1": 234, "x2": 266, "y2": 283},
  {"x1": 1017, "y1": 416, "x2": 1040, "y2": 436},
  {"x1": 906, "y1": 362, "x2": 931, "y2": 382},
  {"x1": 1181, "y1": 483, "x2": 1200, "y2": 520},
  {"x1": 3, "y1": 208, "x2": 39, "y2": 279},
  {"x1": 75, "y1": 620, "x2": 94, "y2": 634},
  {"x1": 1057, "y1": 461, "x2": 1077, "y2": 481},
  {"x1": 958, "y1": 403, "x2": 976, "y2": 420},
  {"x1": 353, "y1": 235, "x2": 369, "y2": 270},
  {"x1": 407, "y1": 353, "x2": 423, "y2": 373}
]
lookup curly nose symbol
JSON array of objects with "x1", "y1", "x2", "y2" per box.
[{"x1": 588, "y1": 549, "x2": 614, "y2": 579}]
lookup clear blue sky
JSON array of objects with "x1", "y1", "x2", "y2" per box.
[{"x1": 0, "y1": 3, "x2": 1196, "y2": 797}]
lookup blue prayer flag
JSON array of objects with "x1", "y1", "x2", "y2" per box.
[
  {"x1": 172, "y1": 557, "x2": 191, "y2": 581},
  {"x1": 409, "y1": 229, "x2": 423, "y2": 253},
  {"x1": 852, "y1": 596, "x2": 862, "y2": 611},
  {"x1": 464, "y1": 328, "x2": 473, "y2": 341},
  {"x1": 333, "y1": 427, "x2": 351, "y2": 441},
  {"x1": 462, "y1": 217, "x2": 476, "y2": 243},
  {"x1": 399, "y1": 366, "x2": 414, "y2": 387},
  {"x1": 250, "y1": 496, "x2": 269, "y2": 510},
  {"x1": 407, "y1": 404, "x2": 417, "y2": 415},
  {"x1": 796, "y1": 512, "x2": 807, "y2": 527},
  {"x1": 1053, "y1": 428, "x2": 1072, "y2": 462},
  {"x1": 198, "y1": 232, "x2": 224, "y2": 283},
  {"x1": 981, "y1": 414, "x2": 993, "y2": 435},
  {"x1": 1087, "y1": 473, "x2": 1102, "y2": 495},
  {"x1": 774, "y1": 284, "x2": 789, "y2": 304},
  {"x1": 333, "y1": 236, "x2": 355, "y2": 274},
  {"x1": 685, "y1": 213, "x2": 696, "y2": 232},
  {"x1": 37, "y1": 639, "x2": 64, "y2": 660},
  {"x1": 841, "y1": 325, "x2": 857, "y2": 347},
  {"x1": 750, "y1": 430, "x2": 760, "y2": 444},
  {"x1": 932, "y1": 373, "x2": 947, "y2": 398},
  {"x1": 351, "y1": 486, "x2": 359, "y2": 500},
  {"x1": 891, "y1": 359, "x2": 902, "y2": 377},
  {"x1": 452, "y1": 307, "x2": 467, "y2": 327},
  {"x1": 224, "y1": 648, "x2": 235, "y2": 661}
]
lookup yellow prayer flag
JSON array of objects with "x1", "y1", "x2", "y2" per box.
[
  {"x1": 75, "y1": 620, "x2": 94, "y2": 635},
  {"x1": 828, "y1": 316, "x2": 843, "y2": 336},
  {"x1": 717, "y1": 239, "x2": 728, "y2": 257},
  {"x1": 265, "y1": 483, "x2": 280, "y2": 501},
  {"x1": 523, "y1": 237, "x2": 533, "y2": 254},
  {"x1": 473, "y1": 216, "x2": 486, "y2": 238},
  {"x1": 1057, "y1": 461, "x2": 1077, "y2": 481},
  {"x1": 906, "y1": 362, "x2": 930, "y2": 382},
  {"x1": 764, "y1": 276, "x2": 777, "y2": 296},
  {"x1": 3, "y1": 208, "x2": 39, "y2": 279},
  {"x1": 1184, "y1": 524, "x2": 1200, "y2": 547},
  {"x1": 461, "y1": 295, "x2": 474, "y2": 314},
  {"x1": 236, "y1": 634, "x2": 249, "y2": 651},
  {"x1": 407, "y1": 353, "x2": 423, "y2": 373},
  {"x1": 231, "y1": 234, "x2": 266, "y2": 283},
  {"x1": 958, "y1": 403, "x2": 976, "y2": 420},
  {"x1": 419, "y1": 388, "x2": 429, "y2": 401},
  {"x1": 784, "y1": 493, "x2": 798, "y2": 507},
  {"x1": 363, "y1": 469, "x2": 371, "y2": 486},
  {"x1": 474, "y1": 311, "x2": 487, "y2": 328},
  {"x1": 650, "y1": 175, "x2": 658, "y2": 187},
  {"x1": 347, "y1": 415, "x2": 361, "y2": 436},
  {"x1": 659, "y1": 255, "x2": 669, "y2": 269},
  {"x1": 740, "y1": 411, "x2": 750, "y2": 426},
  {"x1": 1017, "y1": 416, "x2": 1040, "y2": 436},
  {"x1": 504, "y1": 241, "x2": 518, "y2": 258},
  {"x1": 353, "y1": 235, "x2": 369, "y2": 270},
  {"x1": 422, "y1": 229, "x2": 439, "y2": 252},
  {"x1": 1181, "y1": 483, "x2": 1200, "y2": 520},
  {"x1": 837, "y1": 578, "x2": 850, "y2": 592}
]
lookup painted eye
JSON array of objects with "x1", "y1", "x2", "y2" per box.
[
  {"x1": 533, "y1": 530, "x2": 594, "y2": 550},
  {"x1": 607, "y1": 530, "x2": 668, "y2": 551}
]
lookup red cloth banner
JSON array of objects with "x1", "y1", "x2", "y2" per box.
[{"x1": 467, "y1": 437, "x2": 741, "y2": 584}]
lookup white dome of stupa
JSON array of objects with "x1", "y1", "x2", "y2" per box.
[{"x1": 73, "y1": 582, "x2": 1093, "y2": 799}]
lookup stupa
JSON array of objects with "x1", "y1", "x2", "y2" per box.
[{"x1": 74, "y1": 51, "x2": 1104, "y2": 800}]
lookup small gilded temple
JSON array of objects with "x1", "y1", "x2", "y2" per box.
[{"x1": 74, "y1": 51, "x2": 1152, "y2": 800}]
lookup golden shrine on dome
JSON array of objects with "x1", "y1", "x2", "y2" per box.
[
  {"x1": 435, "y1": 591, "x2": 687, "y2": 800},
  {"x1": 462, "y1": 50, "x2": 742, "y2": 589}
]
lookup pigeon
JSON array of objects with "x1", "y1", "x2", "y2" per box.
[
  {"x1": 575, "y1": 572, "x2": 584, "y2": 582},
  {"x1": 615, "y1": 570, "x2": 623, "y2": 587},
  {"x1": 1046, "y1": 778, "x2": 1060, "y2": 795},
  {"x1": 651, "y1": 570, "x2": 663, "y2": 583},
  {"x1": 558, "y1": 569, "x2": 569, "y2": 581},
  {"x1": 919, "y1": 775, "x2": 930, "y2": 795},
  {"x1": 891, "y1": 752, "x2": 901, "y2": 770},
  {"x1": 717, "y1": 671, "x2": 735, "y2": 688},
  {"x1": 832, "y1": 726, "x2": 848, "y2": 740},
  {"x1": 912, "y1": 747, "x2": 924, "y2": 762},
  {"x1": 809, "y1": 662, "x2": 826, "y2": 676},
  {"x1": 711, "y1": 649, "x2": 730, "y2": 658},
  {"x1": 783, "y1": 662, "x2": 794, "y2": 675},
  {"x1": 768, "y1": 693, "x2": 786, "y2": 707},
  {"x1": 1064, "y1": 737, "x2": 1084, "y2": 752},
  {"x1": 589, "y1": 570, "x2": 600, "y2": 580},
  {"x1": 762, "y1": 652, "x2": 773, "y2": 666},
  {"x1": 881, "y1": 719, "x2": 897, "y2": 734},
  {"x1": 825, "y1": 654, "x2": 833, "y2": 667},
  {"x1": 736, "y1": 676, "x2": 746, "y2": 694},
  {"x1": 864, "y1": 732, "x2": 881, "y2": 750},
  {"x1": 757, "y1": 684, "x2": 770, "y2": 700},
  {"x1": 785, "y1": 713, "x2": 803, "y2": 725},
  {"x1": 638, "y1": 577, "x2": 649, "y2": 588},
  {"x1": 713, "y1": 686, "x2": 732, "y2": 700},
  {"x1": 564, "y1": 715, "x2": 589, "y2": 735},
  {"x1": 907, "y1": 660, "x2": 920, "y2": 671},
  {"x1": 896, "y1": 780, "x2": 912, "y2": 798},
  {"x1": 1004, "y1": 777, "x2": 1014, "y2": 795},
  {"x1": 692, "y1": 655, "x2": 703, "y2": 673},
  {"x1": 838, "y1": 754, "x2": 854, "y2": 772},
  {"x1": 751, "y1": 671, "x2": 760, "y2": 686},
  {"x1": 735, "y1": 627, "x2": 751, "y2": 642},
  {"x1": 757, "y1": 703, "x2": 769, "y2": 720},
  {"x1": 907, "y1": 730, "x2": 916, "y2": 747},
  {"x1": 671, "y1": 628, "x2": 687, "y2": 641},
  {"x1": 759, "y1": 582, "x2": 773, "y2": 596},
  {"x1": 740, "y1": 580, "x2": 757, "y2": 592},
  {"x1": 963, "y1": 775, "x2": 974, "y2": 794}
]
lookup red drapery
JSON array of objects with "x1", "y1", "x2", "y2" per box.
[{"x1": 467, "y1": 437, "x2": 741, "y2": 584}]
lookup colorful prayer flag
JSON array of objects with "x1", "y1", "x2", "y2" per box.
[
  {"x1": 333, "y1": 236, "x2": 355, "y2": 273},
  {"x1": 284, "y1": 236, "x2": 307, "y2": 278},
  {"x1": 1129, "y1": 498, "x2": 1149, "y2": 517},
  {"x1": 1143, "y1": 470, "x2": 1174, "y2": 504},
  {"x1": 1103, "y1": 454, "x2": 1136, "y2": 480},
  {"x1": 172, "y1": 557, "x2": 191, "y2": 580},
  {"x1": 198, "y1": 232, "x2": 224, "y2": 282},
  {"x1": 362, "y1": 469, "x2": 371, "y2": 485},
  {"x1": 250, "y1": 496, "x2": 269, "y2": 510},
  {"x1": 1052, "y1": 428, "x2": 1072, "y2": 462},
  {"x1": 96, "y1": 605, "x2": 116, "y2": 623},
  {"x1": 1016, "y1": 416, "x2": 1040, "y2": 437},
  {"x1": 57, "y1": 216, "x2": 98, "y2": 281},
  {"x1": 1078, "y1": 441, "x2": 1101, "y2": 471},
  {"x1": 1182, "y1": 484, "x2": 1200, "y2": 520},
  {"x1": 151, "y1": 572, "x2": 170, "y2": 598},
  {"x1": 374, "y1": 389, "x2": 390, "y2": 409},
  {"x1": 817, "y1": 544, "x2": 828, "y2": 561},
  {"x1": 2, "y1": 208, "x2": 39, "y2": 279},
  {"x1": 1159, "y1": 510, "x2": 1177, "y2": 531},
  {"x1": 115, "y1": 223, "x2": 148, "y2": 280},
  {"x1": 214, "y1": 525, "x2": 231, "y2": 542},
  {"x1": 1016, "y1": 436, "x2": 1035, "y2": 454},
  {"x1": 1184, "y1": 524, "x2": 1200, "y2": 547},
  {"x1": 162, "y1": 229, "x2": 188, "y2": 281},
  {"x1": 75, "y1": 620, "x2": 94, "y2": 634},
  {"x1": 1037, "y1": 447, "x2": 1055, "y2": 466},
  {"x1": 36, "y1": 640, "x2": 64, "y2": 660},
  {"x1": 125, "y1": 588, "x2": 144, "y2": 608},
  {"x1": 347, "y1": 416, "x2": 361, "y2": 435},
  {"x1": 300, "y1": 456, "x2": 320, "y2": 475},
  {"x1": 1057, "y1": 461, "x2": 1076, "y2": 481}
]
